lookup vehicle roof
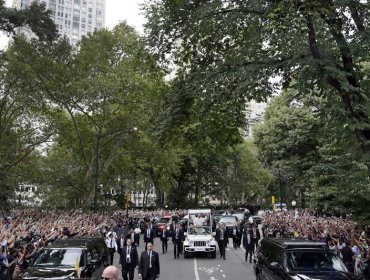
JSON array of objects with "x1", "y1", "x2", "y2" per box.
[
  {"x1": 219, "y1": 215, "x2": 236, "y2": 219},
  {"x1": 263, "y1": 238, "x2": 328, "y2": 249},
  {"x1": 233, "y1": 212, "x2": 245, "y2": 215},
  {"x1": 47, "y1": 237, "x2": 103, "y2": 248},
  {"x1": 188, "y1": 209, "x2": 211, "y2": 214}
]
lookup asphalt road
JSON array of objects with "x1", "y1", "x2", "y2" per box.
[{"x1": 113, "y1": 237, "x2": 256, "y2": 280}]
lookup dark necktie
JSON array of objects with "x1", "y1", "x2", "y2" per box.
[{"x1": 110, "y1": 239, "x2": 113, "y2": 248}]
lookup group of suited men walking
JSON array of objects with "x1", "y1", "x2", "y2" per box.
[
  {"x1": 105, "y1": 221, "x2": 261, "y2": 279},
  {"x1": 105, "y1": 222, "x2": 186, "y2": 280},
  {"x1": 215, "y1": 222, "x2": 262, "y2": 262}
]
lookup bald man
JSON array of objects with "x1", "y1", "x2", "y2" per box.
[{"x1": 102, "y1": 265, "x2": 120, "y2": 280}]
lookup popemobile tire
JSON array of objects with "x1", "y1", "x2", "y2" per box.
[{"x1": 184, "y1": 248, "x2": 190, "y2": 258}]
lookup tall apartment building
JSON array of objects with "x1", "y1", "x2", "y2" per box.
[
  {"x1": 12, "y1": 0, "x2": 106, "y2": 45},
  {"x1": 244, "y1": 100, "x2": 267, "y2": 138}
]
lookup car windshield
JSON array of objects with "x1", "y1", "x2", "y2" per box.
[
  {"x1": 188, "y1": 226, "x2": 211, "y2": 235},
  {"x1": 157, "y1": 218, "x2": 170, "y2": 223},
  {"x1": 219, "y1": 217, "x2": 236, "y2": 224},
  {"x1": 286, "y1": 250, "x2": 347, "y2": 272},
  {"x1": 33, "y1": 248, "x2": 83, "y2": 267}
]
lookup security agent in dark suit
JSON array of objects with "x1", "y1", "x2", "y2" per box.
[
  {"x1": 160, "y1": 227, "x2": 169, "y2": 254},
  {"x1": 117, "y1": 233, "x2": 127, "y2": 265},
  {"x1": 144, "y1": 226, "x2": 155, "y2": 251},
  {"x1": 172, "y1": 224, "x2": 184, "y2": 259},
  {"x1": 243, "y1": 224, "x2": 255, "y2": 263},
  {"x1": 216, "y1": 223, "x2": 227, "y2": 259},
  {"x1": 138, "y1": 242, "x2": 160, "y2": 280},
  {"x1": 121, "y1": 239, "x2": 139, "y2": 280}
]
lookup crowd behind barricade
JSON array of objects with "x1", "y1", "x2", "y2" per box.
[
  {"x1": 0, "y1": 208, "x2": 369, "y2": 279},
  {"x1": 262, "y1": 209, "x2": 370, "y2": 278}
]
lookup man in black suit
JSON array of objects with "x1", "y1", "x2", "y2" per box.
[
  {"x1": 144, "y1": 225, "x2": 154, "y2": 251},
  {"x1": 216, "y1": 223, "x2": 227, "y2": 259},
  {"x1": 172, "y1": 224, "x2": 184, "y2": 259},
  {"x1": 243, "y1": 224, "x2": 255, "y2": 263},
  {"x1": 121, "y1": 239, "x2": 139, "y2": 280},
  {"x1": 160, "y1": 227, "x2": 169, "y2": 254},
  {"x1": 138, "y1": 242, "x2": 160, "y2": 280},
  {"x1": 251, "y1": 224, "x2": 261, "y2": 250}
]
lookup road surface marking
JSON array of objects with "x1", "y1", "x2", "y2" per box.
[{"x1": 194, "y1": 258, "x2": 200, "y2": 280}]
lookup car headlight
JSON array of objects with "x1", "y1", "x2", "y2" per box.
[{"x1": 189, "y1": 240, "x2": 194, "y2": 245}]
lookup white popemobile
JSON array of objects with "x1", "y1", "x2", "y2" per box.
[{"x1": 183, "y1": 209, "x2": 217, "y2": 258}]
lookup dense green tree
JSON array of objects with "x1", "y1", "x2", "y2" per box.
[
  {"x1": 7, "y1": 23, "x2": 168, "y2": 209},
  {"x1": 144, "y1": 0, "x2": 370, "y2": 165},
  {"x1": 255, "y1": 90, "x2": 370, "y2": 222},
  {"x1": 0, "y1": 0, "x2": 57, "y2": 41}
]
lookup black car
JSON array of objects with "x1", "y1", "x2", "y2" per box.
[
  {"x1": 21, "y1": 237, "x2": 109, "y2": 279},
  {"x1": 218, "y1": 215, "x2": 237, "y2": 237},
  {"x1": 254, "y1": 238, "x2": 360, "y2": 280},
  {"x1": 154, "y1": 216, "x2": 171, "y2": 236}
]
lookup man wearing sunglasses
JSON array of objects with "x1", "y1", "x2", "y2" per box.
[{"x1": 101, "y1": 265, "x2": 120, "y2": 280}]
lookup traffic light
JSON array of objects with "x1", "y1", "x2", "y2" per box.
[{"x1": 125, "y1": 193, "x2": 131, "y2": 208}]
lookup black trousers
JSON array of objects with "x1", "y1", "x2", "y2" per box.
[
  {"x1": 122, "y1": 264, "x2": 135, "y2": 280},
  {"x1": 108, "y1": 248, "x2": 115, "y2": 265},
  {"x1": 245, "y1": 245, "x2": 254, "y2": 262},
  {"x1": 143, "y1": 267, "x2": 157, "y2": 280},
  {"x1": 174, "y1": 240, "x2": 182, "y2": 257},
  {"x1": 218, "y1": 240, "x2": 226, "y2": 258},
  {"x1": 162, "y1": 240, "x2": 168, "y2": 253}
]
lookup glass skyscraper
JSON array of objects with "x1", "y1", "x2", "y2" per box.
[{"x1": 12, "y1": 0, "x2": 106, "y2": 45}]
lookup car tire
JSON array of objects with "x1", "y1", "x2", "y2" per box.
[{"x1": 211, "y1": 250, "x2": 216, "y2": 258}]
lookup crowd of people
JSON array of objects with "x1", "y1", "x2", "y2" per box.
[
  {"x1": 263, "y1": 209, "x2": 370, "y2": 278},
  {"x1": 0, "y1": 208, "x2": 369, "y2": 279}
]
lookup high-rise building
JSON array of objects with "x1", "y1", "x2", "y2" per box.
[
  {"x1": 244, "y1": 100, "x2": 267, "y2": 138},
  {"x1": 12, "y1": 0, "x2": 106, "y2": 45}
]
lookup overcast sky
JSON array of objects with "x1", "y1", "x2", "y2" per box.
[
  {"x1": 0, "y1": 0, "x2": 146, "y2": 48},
  {"x1": 106, "y1": 0, "x2": 146, "y2": 32}
]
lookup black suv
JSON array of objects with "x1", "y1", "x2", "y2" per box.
[
  {"x1": 21, "y1": 237, "x2": 109, "y2": 279},
  {"x1": 254, "y1": 238, "x2": 359, "y2": 280}
]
